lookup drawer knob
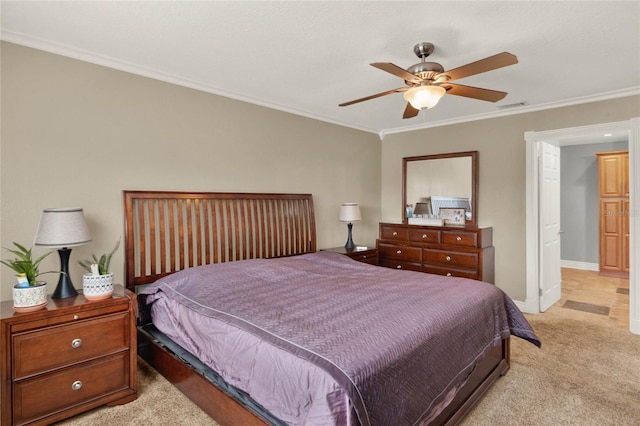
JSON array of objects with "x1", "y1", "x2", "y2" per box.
[
  {"x1": 396, "y1": 265, "x2": 402, "y2": 269},
  {"x1": 396, "y1": 250, "x2": 402, "y2": 254},
  {"x1": 73, "y1": 315, "x2": 79, "y2": 320},
  {"x1": 392, "y1": 231, "x2": 398, "y2": 236},
  {"x1": 71, "y1": 381, "x2": 83, "y2": 391},
  {"x1": 71, "y1": 338, "x2": 83, "y2": 348},
  {"x1": 445, "y1": 255, "x2": 451, "y2": 261},
  {"x1": 446, "y1": 273, "x2": 452, "y2": 277},
  {"x1": 456, "y1": 236, "x2": 462, "y2": 241},
  {"x1": 422, "y1": 234, "x2": 427, "y2": 239},
  {"x1": 362, "y1": 255, "x2": 367, "y2": 258}
]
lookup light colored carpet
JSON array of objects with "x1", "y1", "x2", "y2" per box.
[{"x1": 59, "y1": 314, "x2": 640, "y2": 425}]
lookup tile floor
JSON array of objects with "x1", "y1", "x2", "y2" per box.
[{"x1": 543, "y1": 268, "x2": 630, "y2": 329}]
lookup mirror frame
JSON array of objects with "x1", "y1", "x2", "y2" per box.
[{"x1": 402, "y1": 151, "x2": 479, "y2": 226}]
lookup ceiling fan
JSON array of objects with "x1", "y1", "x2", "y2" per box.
[{"x1": 339, "y1": 42, "x2": 518, "y2": 119}]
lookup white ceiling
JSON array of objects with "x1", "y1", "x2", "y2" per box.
[{"x1": 2, "y1": 1, "x2": 639, "y2": 137}]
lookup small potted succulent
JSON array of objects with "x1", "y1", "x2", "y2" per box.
[
  {"x1": 1, "y1": 242, "x2": 55, "y2": 312},
  {"x1": 78, "y1": 240, "x2": 119, "y2": 301}
]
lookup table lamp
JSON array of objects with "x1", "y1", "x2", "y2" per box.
[
  {"x1": 339, "y1": 203, "x2": 361, "y2": 250},
  {"x1": 34, "y1": 208, "x2": 92, "y2": 299}
]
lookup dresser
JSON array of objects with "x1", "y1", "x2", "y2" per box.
[
  {"x1": 377, "y1": 223, "x2": 495, "y2": 283},
  {"x1": 1, "y1": 286, "x2": 137, "y2": 425}
]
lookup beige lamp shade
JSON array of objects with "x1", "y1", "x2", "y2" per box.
[
  {"x1": 339, "y1": 203, "x2": 361, "y2": 223},
  {"x1": 34, "y1": 208, "x2": 92, "y2": 248}
]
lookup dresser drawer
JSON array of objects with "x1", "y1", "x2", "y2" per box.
[
  {"x1": 408, "y1": 228, "x2": 441, "y2": 244},
  {"x1": 423, "y1": 265, "x2": 479, "y2": 280},
  {"x1": 13, "y1": 352, "x2": 130, "y2": 425},
  {"x1": 378, "y1": 243, "x2": 422, "y2": 262},
  {"x1": 441, "y1": 230, "x2": 478, "y2": 247},
  {"x1": 13, "y1": 312, "x2": 129, "y2": 379},
  {"x1": 379, "y1": 225, "x2": 409, "y2": 241},
  {"x1": 379, "y1": 258, "x2": 422, "y2": 272},
  {"x1": 423, "y1": 249, "x2": 478, "y2": 269}
]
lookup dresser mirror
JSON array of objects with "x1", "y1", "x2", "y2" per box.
[{"x1": 402, "y1": 151, "x2": 478, "y2": 226}]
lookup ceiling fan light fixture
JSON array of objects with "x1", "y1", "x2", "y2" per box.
[{"x1": 403, "y1": 85, "x2": 446, "y2": 109}]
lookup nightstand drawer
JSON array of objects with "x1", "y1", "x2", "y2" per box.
[
  {"x1": 348, "y1": 252, "x2": 378, "y2": 264},
  {"x1": 13, "y1": 312, "x2": 129, "y2": 379},
  {"x1": 423, "y1": 249, "x2": 478, "y2": 269},
  {"x1": 378, "y1": 243, "x2": 422, "y2": 262},
  {"x1": 13, "y1": 352, "x2": 130, "y2": 425}
]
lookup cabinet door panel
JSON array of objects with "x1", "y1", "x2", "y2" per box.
[
  {"x1": 599, "y1": 155, "x2": 624, "y2": 197},
  {"x1": 601, "y1": 234, "x2": 622, "y2": 270}
]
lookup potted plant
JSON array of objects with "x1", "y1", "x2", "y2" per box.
[
  {"x1": 1, "y1": 242, "x2": 55, "y2": 312},
  {"x1": 78, "y1": 240, "x2": 119, "y2": 300}
]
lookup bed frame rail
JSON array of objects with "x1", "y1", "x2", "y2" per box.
[{"x1": 123, "y1": 191, "x2": 316, "y2": 290}]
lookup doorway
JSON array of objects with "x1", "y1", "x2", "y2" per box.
[{"x1": 525, "y1": 118, "x2": 639, "y2": 335}]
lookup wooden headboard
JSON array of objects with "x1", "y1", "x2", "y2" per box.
[{"x1": 123, "y1": 191, "x2": 316, "y2": 290}]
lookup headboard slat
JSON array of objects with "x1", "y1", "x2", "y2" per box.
[{"x1": 124, "y1": 191, "x2": 316, "y2": 289}]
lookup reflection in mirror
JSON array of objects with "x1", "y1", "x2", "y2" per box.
[{"x1": 402, "y1": 151, "x2": 478, "y2": 226}]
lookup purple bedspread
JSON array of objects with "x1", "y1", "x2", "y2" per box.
[{"x1": 140, "y1": 251, "x2": 539, "y2": 425}]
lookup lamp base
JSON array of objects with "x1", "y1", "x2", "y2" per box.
[
  {"x1": 52, "y1": 248, "x2": 78, "y2": 299},
  {"x1": 344, "y1": 222, "x2": 356, "y2": 250}
]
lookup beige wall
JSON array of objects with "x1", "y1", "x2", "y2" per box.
[
  {"x1": 381, "y1": 95, "x2": 640, "y2": 299},
  {"x1": 0, "y1": 42, "x2": 381, "y2": 301},
  {"x1": 2, "y1": 42, "x2": 639, "y2": 303}
]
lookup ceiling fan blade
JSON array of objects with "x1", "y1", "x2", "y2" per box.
[
  {"x1": 371, "y1": 63, "x2": 421, "y2": 83},
  {"x1": 339, "y1": 87, "x2": 408, "y2": 107},
  {"x1": 442, "y1": 83, "x2": 508, "y2": 102},
  {"x1": 403, "y1": 102, "x2": 419, "y2": 119},
  {"x1": 440, "y1": 52, "x2": 518, "y2": 81}
]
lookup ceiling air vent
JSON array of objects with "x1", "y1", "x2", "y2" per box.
[{"x1": 496, "y1": 102, "x2": 526, "y2": 109}]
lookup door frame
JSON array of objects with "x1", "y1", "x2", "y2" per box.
[{"x1": 525, "y1": 118, "x2": 639, "y2": 335}]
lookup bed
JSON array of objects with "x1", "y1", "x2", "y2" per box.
[{"x1": 124, "y1": 190, "x2": 539, "y2": 425}]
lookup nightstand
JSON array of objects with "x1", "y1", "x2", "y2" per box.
[
  {"x1": 1, "y1": 285, "x2": 137, "y2": 425},
  {"x1": 321, "y1": 246, "x2": 378, "y2": 265}
]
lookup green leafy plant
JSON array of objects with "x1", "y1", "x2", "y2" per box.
[
  {"x1": 1, "y1": 242, "x2": 56, "y2": 286},
  {"x1": 78, "y1": 240, "x2": 120, "y2": 276}
]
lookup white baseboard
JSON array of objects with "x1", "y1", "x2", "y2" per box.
[
  {"x1": 560, "y1": 260, "x2": 599, "y2": 271},
  {"x1": 513, "y1": 299, "x2": 527, "y2": 312}
]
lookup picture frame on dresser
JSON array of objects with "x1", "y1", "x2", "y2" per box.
[{"x1": 439, "y1": 208, "x2": 466, "y2": 226}]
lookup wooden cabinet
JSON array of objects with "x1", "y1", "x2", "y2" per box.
[
  {"x1": 596, "y1": 151, "x2": 629, "y2": 276},
  {"x1": 320, "y1": 246, "x2": 378, "y2": 265},
  {"x1": 377, "y1": 223, "x2": 495, "y2": 283},
  {"x1": 1, "y1": 286, "x2": 137, "y2": 425}
]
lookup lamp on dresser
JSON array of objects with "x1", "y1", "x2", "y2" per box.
[
  {"x1": 34, "y1": 207, "x2": 92, "y2": 298},
  {"x1": 339, "y1": 203, "x2": 361, "y2": 250}
]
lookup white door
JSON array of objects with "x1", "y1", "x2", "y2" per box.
[{"x1": 539, "y1": 142, "x2": 562, "y2": 311}]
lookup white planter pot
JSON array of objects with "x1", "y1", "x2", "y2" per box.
[
  {"x1": 13, "y1": 282, "x2": 48, "y2": 312},
  {"x1": 82, "y1": 273, "x2": 114, "y2": 301}
]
